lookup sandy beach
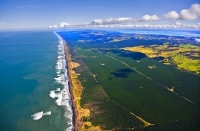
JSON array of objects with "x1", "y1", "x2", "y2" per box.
[{"x1": 63, "y1": 40, "x2": 92, "y2": 131}]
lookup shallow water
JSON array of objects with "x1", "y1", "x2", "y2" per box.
[{"x1": 0, "y1": 31, "x2": 72, "y2": 131}]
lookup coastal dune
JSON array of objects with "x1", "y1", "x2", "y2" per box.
[{"x1": 63, "y1": 40, "x2": 101, "y2": 131}]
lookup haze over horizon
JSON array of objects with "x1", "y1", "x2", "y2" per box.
[{"x1": 0, "y1": 0, "x2": 200, "y2": 29}]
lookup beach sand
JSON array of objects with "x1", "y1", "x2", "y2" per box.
[{"x1": 63, "y1": 40, "x2": 101, "y2": 131}]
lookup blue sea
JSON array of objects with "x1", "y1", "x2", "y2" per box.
[{"x1": 0, "y1": 31, "x2": 73, "y2": 131}]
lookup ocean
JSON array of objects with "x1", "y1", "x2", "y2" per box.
[{"x1": 0, "y1": 30, "x2": 73, "y2": 131}]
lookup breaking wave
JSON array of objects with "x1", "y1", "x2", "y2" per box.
[
  {"x1": 50, "y1": 32, "x2": 73, "y2": 131},
  {"x1": 31, "y1": 111, "x2": 51, "y2": 120}
]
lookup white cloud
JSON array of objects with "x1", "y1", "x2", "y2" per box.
[
  {"x1": 91, "y1": 19, "x2": 104, "y2": 25},
  {"x1": 140, "y1": 14, "x2": 159, "y2": 21},
  {"x1": 151, "y1": 15, "x2": 160, "y2": 21},
  {"x1": 49, "y1": 21, "x2": 200, "y2": 29},
  {"x1": 59, "y1": 22, "x2": 70, "y2": 27},
  {"x1": 53, "y1": 25, "x2": 58, "y2": 28},
  {"x1": 91, "y1": 17, "x2": 133, "y2": 25},
  {"x1": 190, "y1": 3, "x2": 200, "y2": 15},
  {"x1": 165, "y1": 3, "x2": 200, "y2": 20},
  {"x1": 180, "y1": 9, "x2": 198, "y2": 20},
  {"x1": 49, "y1": 3, "x2": 200, "y2": 29},
  {"x1": 95, "y1": 21, "x2": 200, "y2": 29},
  {"x1": 117, "y1": 17, "x2": 132, "y2": 21},
  {"x1": 49, "y1": 25, "x2": 59, "y2": 28},
  {"x1": 89, "y1": 15, "x2": 159, "y2": 25},
  {"x1": 164, "y1": 11, "x2": 179, "y2": 19},
  {"x1": 180, "y1": 3, "x2": 200, "y2": 20},
  {"x1": 174, "y1": 21, "x2": 182, "y2": 26},
  {"x1": 49, "y1": 22, "x2": 71, "y2": 28}
]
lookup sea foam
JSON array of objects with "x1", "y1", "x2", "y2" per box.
[
  {"x1": 31, "y1": 111, "x2": 51, "y2": 120},
  {"x1": 51, "y1": 32, "x2": 73, "y2": 131}
]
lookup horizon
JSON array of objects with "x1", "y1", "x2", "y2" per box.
[
  {"x1": 0, "y1": 0, "x2": 200, "y2": 30},
  {"x1": 1, "y1": 27, "x2": 200, "y2": 32}
]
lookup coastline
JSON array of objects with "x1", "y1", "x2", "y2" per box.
[
  {"x1": 63, "y1": 39, "x2": 92, "y2": 130},
  {"x1": 62, "y1": 39, "x2": 101, "y2": 131},
  {"x1": 63, "y1": 40, "x2": 77, "y2": 131}
]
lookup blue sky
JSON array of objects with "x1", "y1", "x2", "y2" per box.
[{"x1": 0, "y1": 0, "x2": 200, "y2": 29}]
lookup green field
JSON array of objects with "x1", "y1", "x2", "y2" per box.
[
  {"x1": 123, "y1": 43, "x2": 200, "y2": 74},
  {"x1": 67, "y1": 39, "x2": 200, "y2": 130}
]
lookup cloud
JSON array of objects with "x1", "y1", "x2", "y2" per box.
[
  {"x1": 117, "y1": 17, "x2": 133, "y2": 21},
  {"x1": 59, "y1": 22, "x2": 70, "y2": 27},
  {"x1": 90, "y1": 17, "x2": 134, "y2": 25},
  {"x1": 49, "y1": 22, "x2": 71, "y2": 28},
  {"x1": 90, "y1": 15, "x2": 159, "y2": 25},
  {"x1": 164, "y1": 11, "x2": 179, "y2": 19},
  {"x1": 49, "y1": 25, "x2": 58, "y2": 28},
  {"x1": 180, "y1": 9, "x2": 198, "y2": 20},
  {"x1": 49, "y1": 21, "x2": 200, "y2": 29},
  {"x1": 190, "y1": 3, "x2": 200, "y2": 15},
  {"x1": 49, "y1": 3, "x2": 200, "y2": 29},
  {"x1": 174, "y1": 21, "x2": 182, "y2": 26},
  {"x1": 140, "y1": 14, "x2": 159, "y2": 21},
  {"x1": 91, "y1": 19, "x2": 104, "y2": 25},
  {"x1": 111, "y1": 22, "x2": 199, "y2": 29},
  {"x1": 165, "y1": 3, "x2": 200, "y2": 20}
]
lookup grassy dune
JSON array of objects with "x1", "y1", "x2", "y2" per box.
[{"x1": 64, "y1": 41, "x2": 102, "y2": 131}]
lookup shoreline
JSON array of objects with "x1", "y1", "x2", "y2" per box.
[
  {"x1": 63, "y1": 40, "x2": 77, "y2": 131},
  {"x1": 62, "y1": 38, "x2": 101, "y2": 131}
]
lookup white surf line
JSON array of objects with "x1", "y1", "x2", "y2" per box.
[
  {"x1": 54, "y1": 32, "x2": 74, "y2": 131},
  {"x1": 85, "y1": 45, "x2": 197, "y2": 105}
]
